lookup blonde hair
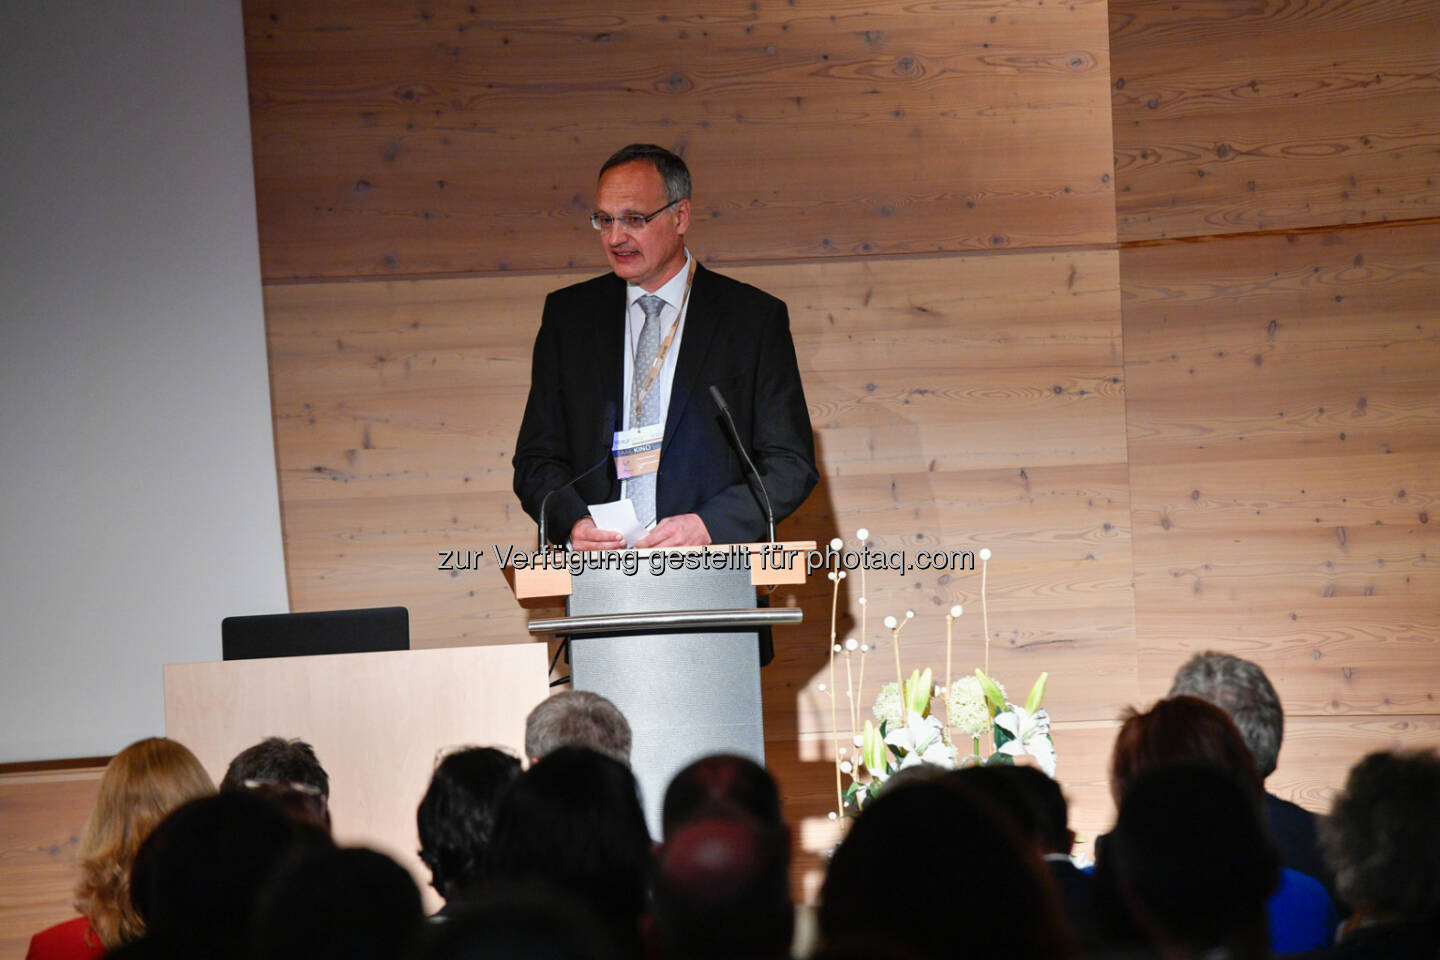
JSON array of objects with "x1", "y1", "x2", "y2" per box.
[{"x1": 73, "y1": 737, "x2": 215, "y2": 947}]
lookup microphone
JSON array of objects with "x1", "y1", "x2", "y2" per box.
[
  {"x1": 709, "y1": 384, "x2": 776, "y2": 543},
  {"x1": 537, "y1": 401, "x2": 617, "y2": 551}
]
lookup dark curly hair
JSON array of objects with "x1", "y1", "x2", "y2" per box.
[
  {"x1": 821, "y1": 778, "x2": 1076, "y2": 959},
  {"x1": 220, "y1": 736, "x2": 329, "y2": 798},
  {"x1": 416, "y1": 747, "x2": 522, "y2": 902},
  {"x1": 487, "y1": 747, "x2": 652, "y2": 955},
  {"x1": 1322, "y1": 749, "x2": 1440, "y2": 919}
]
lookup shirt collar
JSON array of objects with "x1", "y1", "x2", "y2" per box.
[{"x1": 626, "y1": 249, "x2": 693, "y2": 311}]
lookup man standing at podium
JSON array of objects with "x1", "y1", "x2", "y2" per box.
[{"x1": 513, "y1": 144, "x2": 817, "y2": 550}]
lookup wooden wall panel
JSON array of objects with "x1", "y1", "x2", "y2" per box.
[
  {"x1": 244, "y1": 0, "x2": 1116, "y2": 280},
  {"x1": 1270, "y1": 714, "x2": 1440, "y2": 811},
  {"x1": 0, "y1": 767, "x2": 103, "y2": 958},
  {"x1": 1123, "y1": 223, "x2": 1440, "y2": 715},
  {"x1": 1110, "y1": 0, "x2": 1440, "y2": 242}
]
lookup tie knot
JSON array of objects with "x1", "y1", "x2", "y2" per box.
[{"x1": 637, "y1": 294, "x2": 666, "y2": 322}]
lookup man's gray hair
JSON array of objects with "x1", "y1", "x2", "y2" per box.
[
  {"x1": 1322, "y1": 749, "x2": 1440, "y2": 917},
  {"x1": 1167, "y1": 651, "x2": 1284, "y2": 779},
  {"x1": 525, "y1": 690, "x2": 632, "y2": 766},
  {"x1": 599, "y1": 143, "x2": 692, "y2": 203}
]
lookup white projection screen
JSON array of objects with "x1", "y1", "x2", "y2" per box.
[{"x1": 0, "y1": 1, "x2": 289, "y2": 762}]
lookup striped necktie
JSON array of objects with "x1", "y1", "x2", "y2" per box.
[{"x1": 627, "y1": 294, "x2": 666, "y2": 526}]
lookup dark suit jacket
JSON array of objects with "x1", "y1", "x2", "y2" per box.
[
  {"x1": 1266, "y1": 790, "x2": 1345, "y2": 914},
  {"x1": 1044, "y1": 856, "x2": 1099, "y2": 949},
  {"x1": 513, "y1": 265, "x2": 818, "y2": 546}
]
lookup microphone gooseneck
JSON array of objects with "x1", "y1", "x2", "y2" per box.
[{"x1": 709, "y1": 384, "x2": 776, "y2": 543}]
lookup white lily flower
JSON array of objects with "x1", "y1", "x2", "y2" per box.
[
  {"x1": 884, "y1": 710, "x2": 958, "y2": 770},
  {"x1": 993, "y1": 706, "x2": 1057, "y2": 777}
]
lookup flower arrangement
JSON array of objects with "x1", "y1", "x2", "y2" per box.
[{"x1": 817, "y1": 534, "x2": 1058, "y2": 820}]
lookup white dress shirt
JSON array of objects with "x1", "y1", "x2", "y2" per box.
[
  {"x1": 620, "y1": 248, "x2": 693, "y2": 433},
  {"x1": 620, "y1": 250, "x2": 693, "y2": 510}
]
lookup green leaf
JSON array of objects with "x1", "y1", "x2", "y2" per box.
[
  {"x1": 993, "y1": 720, "x2": 1015, "y2": 750},
  {"x1": 862, "y1": 720, "x2": 888, "y2": 774},
  {"x1": 1025, "y1": 672, "x2": 1050, "y2": 713},
  {"x1": 906, "y1": 667, "x2": 933, "y2": 716},
  {"x1": 983, "y1": 751, "x2": 1015, "y2": 766},
  {"x1": 975, "y1": 669, "x2": 1006, "y2": 712}
]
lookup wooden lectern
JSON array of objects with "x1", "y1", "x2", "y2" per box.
[
  {"x1": 512, "y1": 542, "x2": 813, "y2": 837},
  {"x1": 163, "y1": 644, "x2": 549, "y2": 911}
]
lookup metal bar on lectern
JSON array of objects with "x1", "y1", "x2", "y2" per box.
[{"x1": 526, "y1": 607, "x2": 803, "y2": 636}]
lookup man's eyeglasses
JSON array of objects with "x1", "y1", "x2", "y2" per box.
[{"x1": 590, "y1": 199, "x2": 680, "y2": 232}]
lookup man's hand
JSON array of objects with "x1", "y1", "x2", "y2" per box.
[
  {"x1": 636, "y1": 513, "x2": 712, "y2": 549},
  {"x1": 570, "y1": 517, "x2": 626, "y2": 552}
]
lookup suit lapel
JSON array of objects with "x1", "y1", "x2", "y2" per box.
[{"x1": 663, "y1": 263, "x2": 722, "y2": 453}]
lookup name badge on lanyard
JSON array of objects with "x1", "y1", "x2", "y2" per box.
[{"x1": 613, "y1": 422, "x2": 663, "y2": 479}]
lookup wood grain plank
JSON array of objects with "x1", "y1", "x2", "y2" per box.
[
  {"x1": 1110, "y1": 0, "x2": 1440, "y2": 240},
  {"x1": 1134, "y1": 605, "x2": 1438, "y2": 714},
  {"x1": 1270, "y1": 714, "x2": 1440, "y2": 810},
  {"x1": 0, "y1": 768, "x2": 103, "y2": 958},
  {"x1": 1123, "y1": 224, "x2": 1440, "y2": 721},
  {"x1": 245, "y1": 0, "x2": 1115, "y2": 279}
]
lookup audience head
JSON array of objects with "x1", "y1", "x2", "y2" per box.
[
  {"x1": 1322, "y1": 748, "x2": 1440, "y2": 922},
  {"x1": 411, "y1": 889, "x2": 617, "y2": 960},
  {"x1": 524, "y1": 691, "x2": 632, "y2": 766},
  {"x1": 241, "y1": 779, "x2": 332, "y2": 834},
  {"x1": 129, "y1": 790, "x2": 325, "y2": 958},
  {"x1": 1169, "y1": 650, "x2": 1285, "y2": 780},
  {"x1": 250, "y1": 846, "x2": 423, "y2": 960},
  {"x1": 220, "y1": 736, "x2": 329, "y2": 797},
  {"x1": 875, "y1": 761, "x2": 951, "y2": 792},
  {"x1": 1102, "y1": 764, "x2": 1280, "y2": 959},
  {"x1": 73, "y1": 737, "x2": 215, "y2": 949},
  {"x1": 654, "y1": 814, "x2": 792, "y2": 960},
  {"x1": 662, "y1": 753, "x2": 782, "y2": 838},
  {"x1": 488, "y1": 746, "x2": 651, "y2": 954},
  {"x1": 416, "y1": 746, "x2": 522, "y2": 902},
  {"x1": 820, "y1": 778, "x2": 1074, "y2": 959},
  {"x1": 1109, "y1": 695, "x2": 1261, "y2": 807},
  {"x1": 954, "y1": 763, "x2": 1072, "y2": 856}
]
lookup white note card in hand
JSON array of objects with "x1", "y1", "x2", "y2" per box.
[{"x1": 588, "y1": 499, "x2": 650, "y2": 548}]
